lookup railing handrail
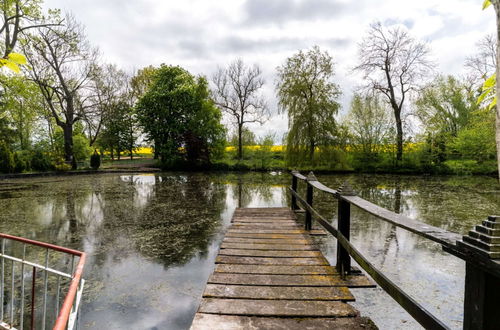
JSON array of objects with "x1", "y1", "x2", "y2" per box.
[
  {"x1": 0, "y1": 233, "x2": 85, "y2": 330},
  {"x1": 291, "y1": 171, "x2": 462, "y2": 249},
  {"x1": 289, "y1": 171, "x2": 500, "y2": 330}
]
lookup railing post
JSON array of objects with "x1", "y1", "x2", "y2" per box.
[
  {"x1": 305, "y1": 172, "x2": 317, "y2": 231},
  {"x1": 456, "y1": 215, "x2": 500, "y2": 330},
  {"x1": 336, "y1": 182, "x2": 356, "y2": 276},
  {"x1": 291, "y1": 170, "x2": 298, "y2": 210}
]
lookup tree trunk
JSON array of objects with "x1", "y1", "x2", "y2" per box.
[
  {"x1": 154, "y1": 142, "x2": 159, "y2": 159},
  {"x1": 238, "y1": 123, "x2": 243, "y2": 160},
  {"x1": 110, "y1": 148, "x2": 114, "y2": 161},
  {"x1": 309, "y1": 140, "x2": 315, "y2": 164},
  {"x1": 63, "y1": 124, "x2": 74, "y2": 163},
  {"x1": 394, "y1": 109, "x2": 403, "y2": 163},
  {"x1": 495, "y1": 2, "x2": 500, "y2": 182}
]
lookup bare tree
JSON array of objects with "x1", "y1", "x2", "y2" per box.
[
  {"x1": 1, "y1": 0, "x2": 61, "y2": 57},
  {"x1": 22, "y1": 14, "x2": 98, "y2": 168},
  {"x1": 212, "y1": 58, "x2": 268, "y2": 159},
  {"x1": 465, "y1": 34, "x2": 497, "y2": 85},
  {"x1": 355, "y1": 22, "x2": 433, "y2": 162},
  {"x1": 84, "y1": 63, "x2": 130, "y2": 146}
]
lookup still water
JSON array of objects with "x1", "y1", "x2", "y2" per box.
[{"x1": 0, "y1": 172, "x2": 498, "y2": 329}]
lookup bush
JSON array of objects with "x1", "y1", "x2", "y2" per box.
[
  {"x1": 31, "y1": 150, "x2": 53, "y2": 171},
  {"x1": 90, "y1": 151, "x2": 101, "y2": 170},
  {"x1": 0, "y1": 142, "x2": 15, "y2": 173},
  {"x1": 13, "y1": 152, "x2": 28, "y2": 173},
  {"x1": 54, "y1": 159, "x2": 71, "y2": 172}
]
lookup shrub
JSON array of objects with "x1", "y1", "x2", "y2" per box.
[
  {"x1": 31, "y1": 150, "x2": 53, "y2": 171},
  {"x1": 13, "y1": 152, "x2": 28, "y2": 173},
  {"x1": 90, "y1": 150, "x2": 101, "y2": 170},
  {"x1": 0, "y1": 142, "x2": 14, "y2": 173}
]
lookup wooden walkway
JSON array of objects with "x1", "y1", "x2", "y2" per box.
[{"x1": 190, "y1": 207, "x2": 377, "y2": 329}]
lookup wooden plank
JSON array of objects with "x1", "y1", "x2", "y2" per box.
[
  {"x1": 190, "y1": 314, "x2": 377, "y2": 330},
  {"x1": 223, "y1": 237, "x2": 311, "y2": 245},
  {"x1": 220, "y1": 243, "x2": 316, "y2": 251},
  {"x1": 198, "y1": 298, "x2": 358, "y2": 317},
  {"x1": 216, "y1": 256, "x2": 329, "y2": 266},
  {"x1": 227, "y1": 229, "x2": 306, "y2": 234},
  {"x1": 224, "y1": 233, "x2": 308, "y2": 239},
  {"x1": 203, "y1": 284, "x2": 355, "y2": 301},
  {"x1": 230, "y1": 224, "x2": 300, "y2": 228},
  {"x1": 218, "y1": 249, "x2": 322, "y2": 258},
  {"x1": 214, "y1": 264, "x2": 337, "y2": 275},
  {"x1": 208, "y1": 273, "x2": 346, "y2": 286}
]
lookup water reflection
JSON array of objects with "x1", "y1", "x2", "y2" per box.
[{"x1": 0, "y1": 173, "x2": 498, "y2": 329}]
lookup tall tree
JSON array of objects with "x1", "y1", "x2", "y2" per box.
[
  {"x1": 212, "y1": 58, "x2": 268, "y2": 160},
  {"x1": 347, "y1": 93, "x2": 393, "y2": 157},
  {"x1": 22, "y1": 14, "x2": 98, "y2": 168},
  {"x1": 416, "y1": 75, "x2": 478, "y2": 138},
  {"x1": 275, "y1": 46, "x2": 341, "y2": 165},
  {"x1": 0, "y1": 74, "x2": 43, "y2": 149},
  {"x1": 355, "y1": 22, "x2": 433, "y2": 162},
  {"x1": 465, "y1": 34, "x2": 497, "y2": 85},
  {"x1": 0, "y1": 0, "x2": 59, "y2": 71},
  {"x1": 483, "y1": 0, "x2": 500, "y2": 181},
  {"x1": 136, "y1": 65, "x2": 225, "y2": 167}
]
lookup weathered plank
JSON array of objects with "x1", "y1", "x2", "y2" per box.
[
  {"x1": 190, "y1": 314, "x2": 377, "y2": 330},
  {"x1": 227, "y1": 229, "x2": 306, "y2": 234},
  {"x1": 208, "y1": 273, "x2": 346, "y2": 286},
  {"x1": 222, "y1": 237, "x2": 311, "y2": 244},
  {"x1": 214, "y1": 264, "x2": 337, "y2": 275},
  {"x1": 198, "y1": 298, "x2": 358, "y2": 317},
  {"x1": 216, "y1": 255, "x2": 329, "y2": 265},
  {"x1": 191, "y1": 207, "x2": 376, "y2": 330},
  {"x1": 224, "y1": 233, "x2": 308, "y2": 239},
  {"x1": 220, "y1": 243, "x2": 316, "y2": 251},
  {"x1": 203, "y1": 284, "x2": 355, "y2": 301},
  {"x1": 218, "y1": 249, "x2": 322, "y2": 258}
]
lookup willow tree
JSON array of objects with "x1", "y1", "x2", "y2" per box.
[{"x1": 275, "y1": 46, "x2": 341, "y2": 165}]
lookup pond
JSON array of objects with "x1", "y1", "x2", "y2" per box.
[{"x1": 0, "y1": 172, "x2": 498, "y2": 329}]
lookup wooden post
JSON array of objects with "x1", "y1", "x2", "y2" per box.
[
  {"x1": 336, "y1": 182, "x2": 356, "y2": 276},
  {"x1": 456, "y1": 215, "x2": 500, "y2": 330},
  {"x1": 291, "y1": 170, "x2": 298, "y2": 210},
  {"x1": 305, "y1": 172, "x2": 317, "y2": 231}
]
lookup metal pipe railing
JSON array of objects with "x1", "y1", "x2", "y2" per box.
[{"x1": 0, "y1": 233, "x2": 85, "y2": 330}]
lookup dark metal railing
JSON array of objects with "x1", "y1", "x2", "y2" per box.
[{"x1": 289, "y1": 171, "x2": 500, "y2": 330}]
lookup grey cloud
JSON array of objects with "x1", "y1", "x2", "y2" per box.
[
  {"x1": 218, "y1": 36, "x2": 350, "y2": 54},
  {"x1": 243, "y1": 0, "x2": 348, "y2": 25}
]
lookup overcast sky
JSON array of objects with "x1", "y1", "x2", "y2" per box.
[{"x1": 44, "y1": 0, "x2": 496, "y2": 141}]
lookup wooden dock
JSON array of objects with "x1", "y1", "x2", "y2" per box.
[{"x1": 190, "y1": 207, "x2": 377, "y2": 329}]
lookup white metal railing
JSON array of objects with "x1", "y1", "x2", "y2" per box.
[{"x1": 0, "y1": 234, "x2": 85, "y2": 330}]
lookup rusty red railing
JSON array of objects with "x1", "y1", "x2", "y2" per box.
[{"x1": 0, "y1": 233, "x2": 85, "y2": 330}]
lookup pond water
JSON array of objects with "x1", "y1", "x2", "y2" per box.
[{"x1": 0, "y1": 172, "x2": 498, "y2": 329}]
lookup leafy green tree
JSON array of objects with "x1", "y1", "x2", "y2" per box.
[
  {"x1": 99, "y1": 101, "x2": 137, "y2": 160},
  {"x1": 448, "y1": 109, "x2": 496, "y2": 162},
  {"x1": 136, "y1": 65, "x2": 225, "y2": 167},
  {"x1": 0, "y1": 141, "x2": 14, "y2": 173},
  {"x1": 228, "y1": 127, "x2": 256, "y2": 147},
  {"x1": 347, "y1": 93, "x2": 393, "y2": 158},
  {"x1": 276, "y1": 46, "x2": 341, "y2": 165},
  {"x1": 0, "y1": 74, "x2": 43, "y2": 149},
  {"x1": 416, "y1": 75, "x2": 478, "y2": 137},
  {"x1": 22, "y1": 14, "x2": 98, "y2": 169},
  {"x1": 482, "y1": 0, "x2": 500, "y2": 180}
]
